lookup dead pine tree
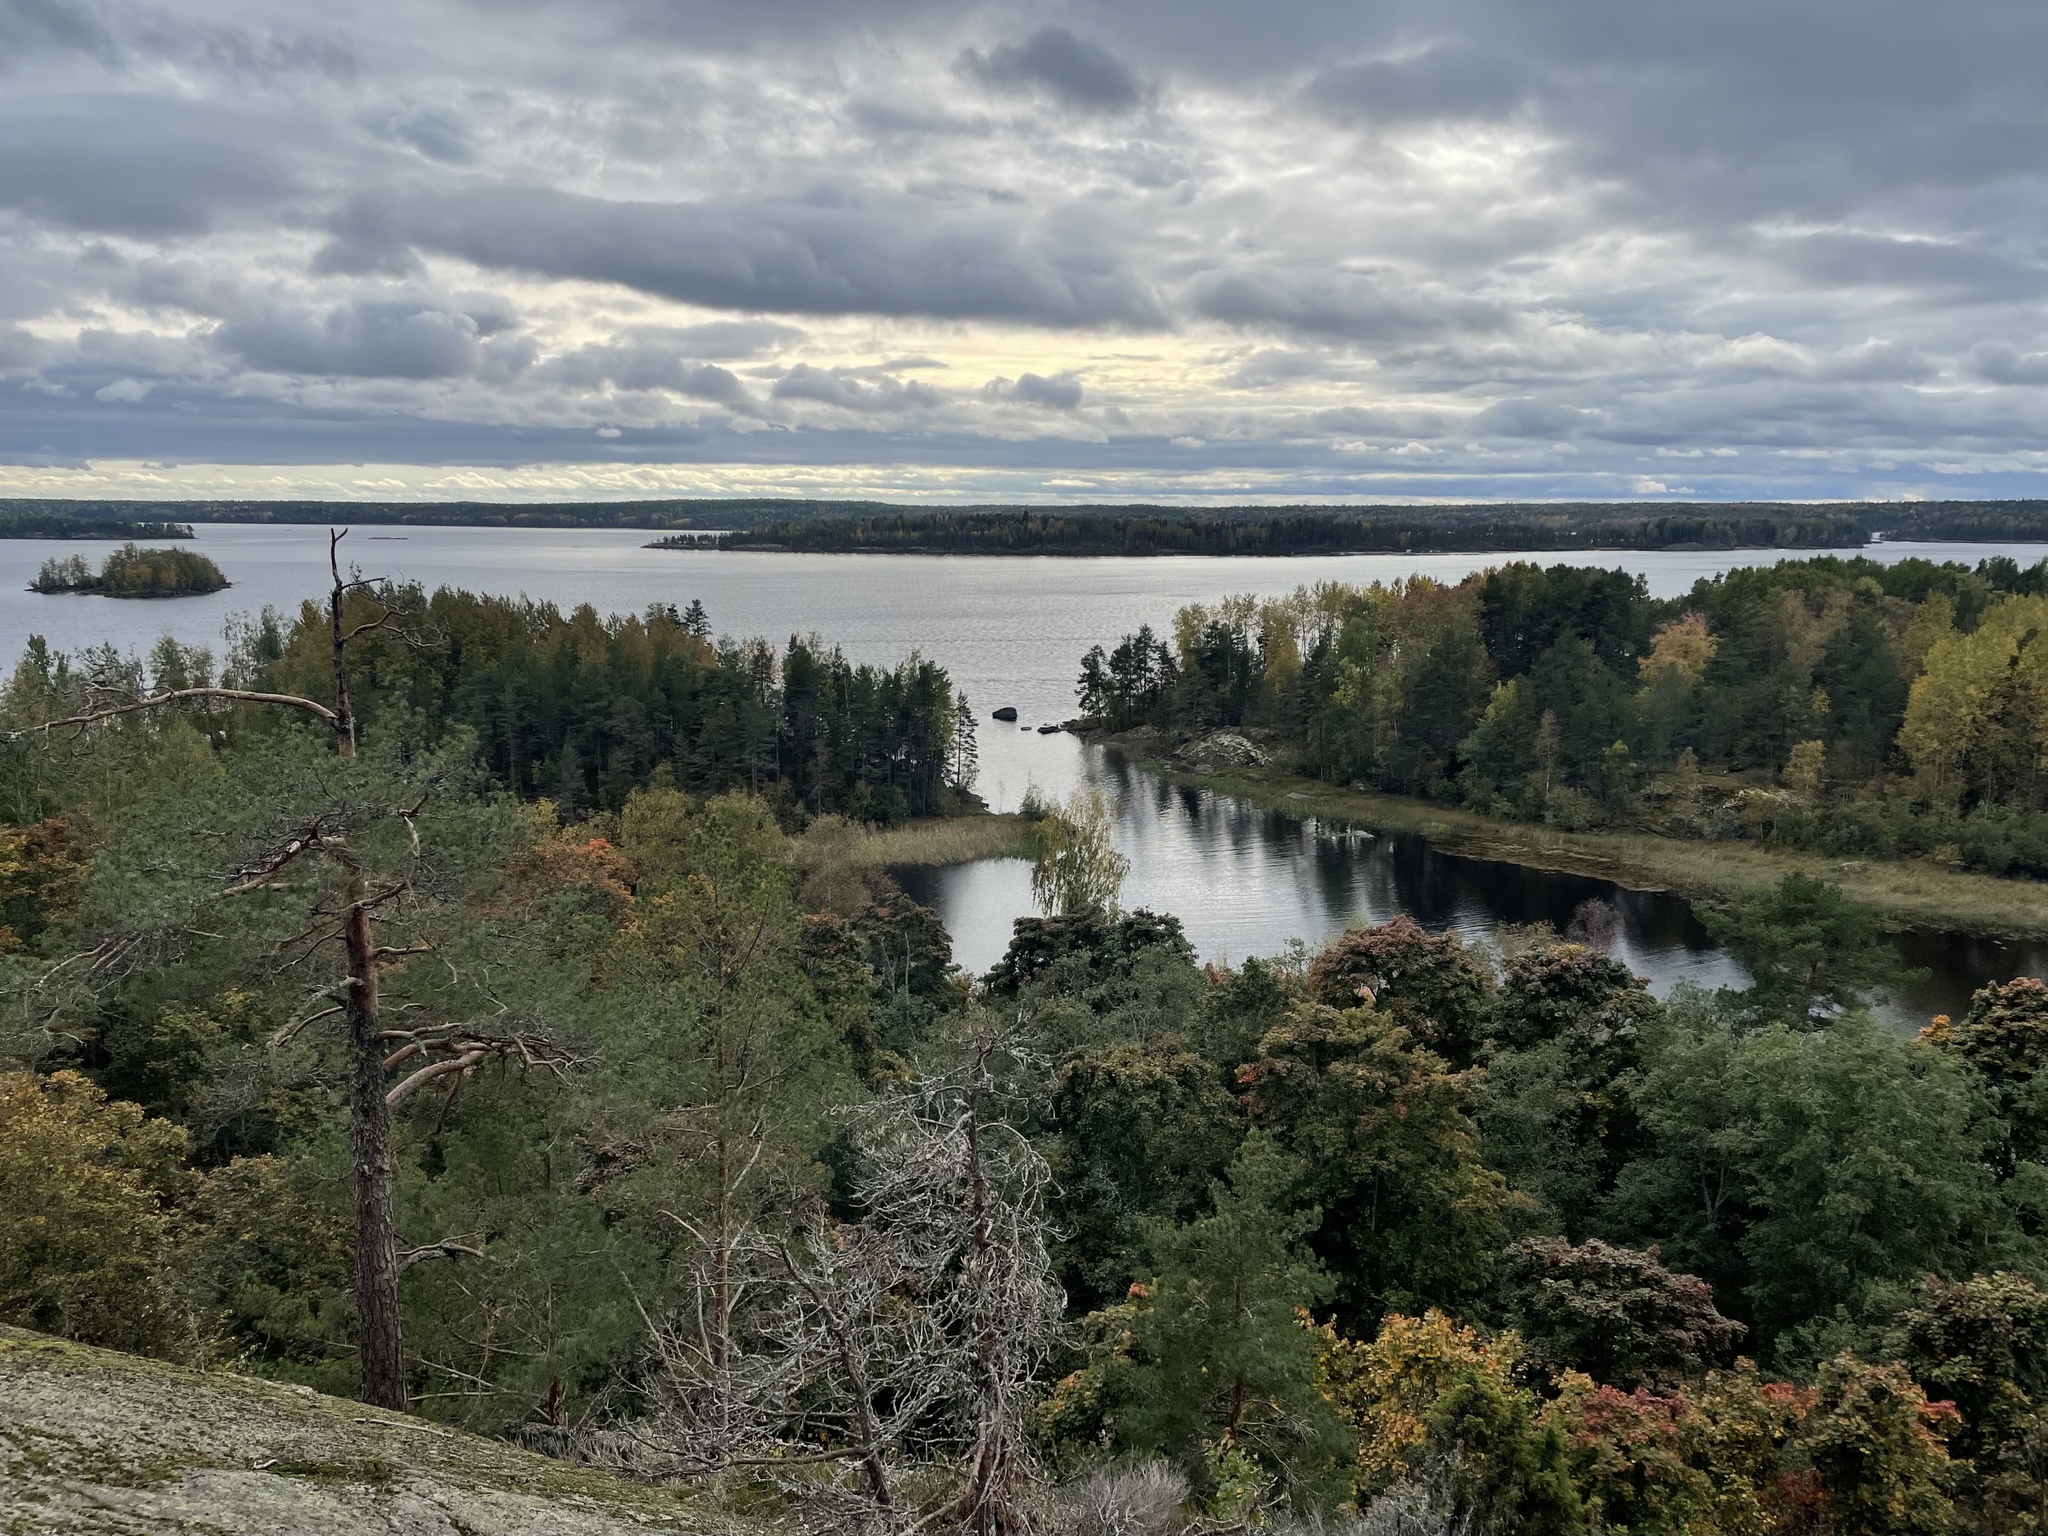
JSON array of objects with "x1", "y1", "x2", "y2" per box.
[
  {"x1": 6, "y1": 530, "x2": 556, "y2": 1411},
  {"x1": 846, "y1": 1020, "x2": 1066, "y2": 1535}
]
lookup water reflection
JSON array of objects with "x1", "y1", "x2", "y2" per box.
[{"x1": 900, "y1": 747, "x2": 2048, "y2": 1035}]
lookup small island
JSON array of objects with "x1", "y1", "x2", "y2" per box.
[{"x1": 30, "y1": 544, "x2": 230, "y2": 598}]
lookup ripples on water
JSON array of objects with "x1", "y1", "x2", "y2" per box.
[{"x1": 7, "y1": 522, "x2": 2048, "y2": 1026}]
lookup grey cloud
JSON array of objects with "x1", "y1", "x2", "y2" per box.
[
  {"x1": 129, "y1": 17, "x2": 355, "y2": 82},
  {"x1": 771, "y1": 364, "x2": 941, "y2": 412},
  {"x1": 1816, "y1": 340, "x2": 1937, "y2": 383},
  {"x1": 213, "y1": 299, "x2": 534, "y2": 381},
  {"x1": 1473, "y1": 397, "x2": 1594, "y2": 438},
  {"x1": 984, "y1": 370, "x2": 1084, "y2": 408},
  {"x1": 1308, "y1": 46, "x2": 1527, "y2": 124},
  {"x1": 319, "y1": 182, "x2": 1167, "y2": 326},
  {"x1": 1970, "y1": 344, "x2": 2048, "y2": 385},
  {"x1": 542, "y1": 334, "x2": 754, "y2": 403},
  {"x1": 0, "y1": 0, "x2": 115, "y2": 64},
  {"x1": 960, "y1": 27, "x2": 1145, "y2": 113},
  {"x1": 1767, "y1": 230, "x2": 2048, "y2": 303},
  {"x1": 1188, "y1": 268, "x2": 1509, "y2": 343},
  {"x1": 0, "y1": 98, "x2": 295, "y2": 235},
  {"x1": 381, "y1": 108, "x2": 473, "y2": 165},
  {"x1": 0, "y1": 324, "x2": 47, "y2": 370},
  {"x1": 1310, "y1": 405, "x2": 1438, "y2": 437}
]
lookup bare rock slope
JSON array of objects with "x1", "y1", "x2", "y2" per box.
[{"x1": 0, "y1": 1328, "x2": 728, "y2": 1535}]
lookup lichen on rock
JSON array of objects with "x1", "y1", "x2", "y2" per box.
[{"x1": 0, "y1": 1327, "x2": 736, "y2": 1535}]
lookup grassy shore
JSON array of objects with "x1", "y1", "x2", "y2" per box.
[
  {"x1": 801, "y1": 812, "x2": 1036, "y2": 871},
  {"x1": 1133, "y1": 757, "x2": 2048, "y2": 940}
]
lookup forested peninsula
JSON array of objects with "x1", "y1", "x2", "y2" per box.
[
  {"x1": 12, "y1": 548, "x2": 2048, "y2": 1533},
  {"x1": 692, "y1": 499, "x2": 2048, "y2": 556},
  {"x1": 1074, "y1": 552, "x2": 2048, "y2": 923},
  {"x1": 0, "y1": 511, "x2": 192, "y2": 540}
]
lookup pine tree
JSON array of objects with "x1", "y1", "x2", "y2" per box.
[
  {"x1": 1120, "y1": 1132, "x2": 1350, "y2": 1505},
  {"x1": 950, "y1": 691, "x2": 979, "y2": 794}
]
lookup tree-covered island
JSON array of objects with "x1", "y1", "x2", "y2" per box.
[{"x1": 30, "y1": 544, "x2": 230, "y2": 598}]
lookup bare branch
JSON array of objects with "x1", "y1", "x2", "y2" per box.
[
  {"x1": 4, "y1": 687, "x2": 343, "y2": 743},
  {"x1": 399, "y1": 1237, "x2": 485, "y2": 1271},
  {"x1": 385, "y1": 1049, "x2": 489, "y2": 1105}
]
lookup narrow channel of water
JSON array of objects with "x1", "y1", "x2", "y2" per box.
[{"x1": 900, "y1": 744, "x2": 2048, "y2": 1033}]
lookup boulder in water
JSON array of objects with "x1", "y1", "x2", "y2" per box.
[{"x1": 992, "y1": 705, "x2": 1019, "y2": 722}]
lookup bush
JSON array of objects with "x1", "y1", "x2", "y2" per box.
[{"x1": 0, "y1": 1070, "x2": 193, "y2": 1354}]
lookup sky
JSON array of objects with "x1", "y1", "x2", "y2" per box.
[{"x1": 0, "y1": 0, "x2": 2043, "y2": 505}]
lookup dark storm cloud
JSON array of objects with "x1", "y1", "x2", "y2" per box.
[
  {"x1": 0, "y1": 98, "x2": 295, "y2": 236},
  {"x1": 318, "y1": 183, "x2": 1167, "y2": 326},
  {"x1": 959, "y1": 27, "x2": 1145, "y2": 113}
]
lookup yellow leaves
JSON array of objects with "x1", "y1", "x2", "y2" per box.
[
  {"x1": 1315, "y1": 1308, "x2": 1522, "y2": 1497},
  {"x1": 1898, "y1": 594, "x2": 2048, "y2": 787},
  {"x1": 0, "y1": 1070, "x2": 192, "y2": 1352},
  {"x1": 1638, "y1": 612, "x2": 1718, "y2": 687},
  {"x1": 1902, "y1": 592, "x2": 1955, "y2": 677},
  {"x1": 1784, "y1": 740, "x2": 1827, "y2": 800}
]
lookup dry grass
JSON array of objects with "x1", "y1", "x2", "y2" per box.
[
  {"x1": 1158, "y1": 762, "x2": 2048, "y2": 940},
  {"x1": 799, "y1": 813, "x2": 1037, "y2": 872}
]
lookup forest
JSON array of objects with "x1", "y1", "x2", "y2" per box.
[
  {"x1": 709, "y1": 508, "x2": 1868, "y2": 556},
  {"x1": 0, "y1": 512, "x2": 193, "y2": 541},
  {"x1": 1077, "y1": 552, "x2": 2048, "y2": 882},
  {"x1": 5, "y1": 548, "x2": 2048, "y2": 1535}
]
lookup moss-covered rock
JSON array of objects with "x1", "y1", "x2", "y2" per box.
[{"x1": 0, "y1": 1327, "x2": 734, "y2": 1534}]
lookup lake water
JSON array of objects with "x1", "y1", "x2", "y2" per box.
[{"x1": 8, "y1": 522, "x2": 2048, "y2": 1024}]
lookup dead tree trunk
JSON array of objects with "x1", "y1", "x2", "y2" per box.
[{"x1": 344, "y1": 881, "x2": 405, "y2": 1408}]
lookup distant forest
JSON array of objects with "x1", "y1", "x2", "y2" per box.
[
  {"x1": 0, "y1": 511, "x2": 192, "y2": 541},
  {"x1": 704, "y1": 501, "x2": 2048, "y2": 555},
  {"x1": 6, "y1": 497, "x2": 2048, "y2": 549},
  {"x1": 711, "y1": 507, "x2": 1867, "y2": 555}
]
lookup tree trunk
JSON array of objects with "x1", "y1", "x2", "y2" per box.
[
  {"x1": 345, "y1": 883, "x2": 405, "y2": 1409},
  {"x1": 328, "y1": 531, "x2": 358, "y2": 759}
]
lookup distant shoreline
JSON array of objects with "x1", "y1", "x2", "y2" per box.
[
  {"x1": 653, "y1": 502, "x2": 2048, "y2": 558},
  {"x1": 7, "y1": 497, "x2": 2048, "y2": 555}
]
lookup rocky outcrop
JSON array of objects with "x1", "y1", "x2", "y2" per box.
[
  {"x1": 1174, "y1": 731, "x2": 1267, "y2": 772},
  {"x1": 0, "y1": 1327, "x2": 731, "y2": 1535}
]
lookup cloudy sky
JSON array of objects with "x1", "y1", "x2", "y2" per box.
[{"x1": 1, "y1": 0, "x2": 2043, "y2": 504}]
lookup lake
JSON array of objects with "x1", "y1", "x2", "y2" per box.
[{"x1": 7, "y1": 522, "x2": 2047, "y2": 1023}]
